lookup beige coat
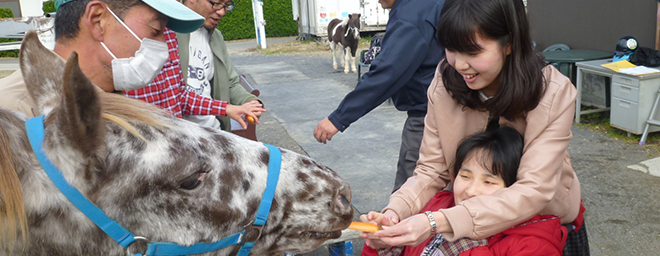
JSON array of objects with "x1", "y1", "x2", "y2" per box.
[
  {"x1": 0, "y1": 70, "x2": 39, "y2": 118},
  {"x1": 384, "y1": 65, "x2": 581, "y2": 241}
]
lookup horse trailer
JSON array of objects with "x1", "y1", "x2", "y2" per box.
[{"x1": 292, "y1": 0, "x2": 389, "y2": 39}]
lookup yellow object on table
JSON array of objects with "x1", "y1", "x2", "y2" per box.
[
  {"x1": 601, "y1": 60, "x2": 660, "y2": 76},
  {"x1": 601, "y1": 60, "x2": 636, "y2": 72}
]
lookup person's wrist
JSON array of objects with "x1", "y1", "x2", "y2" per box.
[
  {"x1": 424, "y1": 211, "x2": 437, "y2": 236},
  {"x1": 383, "y1": 209, "x2": 399, "y2": 224}
]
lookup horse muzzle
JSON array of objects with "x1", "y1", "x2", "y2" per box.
[{"x1": 332, "y1": 182, "x2": 353, "y2": 218}]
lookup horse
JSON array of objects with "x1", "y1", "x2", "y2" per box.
[
  {"x1": 328, "y1": 14, "x2": 361, "y2": 74},
  {"x1": 0, "y1": 31, "x2": 353, "y2": 256}
]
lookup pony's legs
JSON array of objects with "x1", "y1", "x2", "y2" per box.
[
  {"x1": 338, "y1": 43, "x2": 346, "y2": 68},
  {"x1": 343, "y1": 47, "x2": 351, "y2": 74},
  {"x1": 330, "y1": 41, "x2": 338, "y2": 70},
  {"x1": 349, "y1": 47, "x2": 357, "y2": 73}
]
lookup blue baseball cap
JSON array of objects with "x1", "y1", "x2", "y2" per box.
[{"x1": 55, "y1": 0, "x2": 204, "y2": 33}]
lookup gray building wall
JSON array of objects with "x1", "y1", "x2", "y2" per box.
[
  {"x1": 0, "y1": 1, "x2": 20, "y2": 17},
  {"x1": 528, "y1": 1, "x2": 657, "y2": 53}
]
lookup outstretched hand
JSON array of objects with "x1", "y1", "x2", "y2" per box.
[
  {"x1": 243, "y1": 101, "x2": 265, "y2": 117},
  {"x1": 314, "y1": 118, "x2": 339, "y2": 144},
  {"x1": 360, "y1": 211, "x2": 434, "y2": 249},
  {"x1": 226, "y1": 101, "x2": 265, "y2": 129},
  {"x1": 358, "y1": 210, "x2": 399, "y2": 249}
]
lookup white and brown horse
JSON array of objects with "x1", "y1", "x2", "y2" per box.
[
  {"x1": 0, "y1": 32, "x2": 353, "y2": 256},
  {"x1": 328, "y1": 14, "x2": 361, "y2": 74}
]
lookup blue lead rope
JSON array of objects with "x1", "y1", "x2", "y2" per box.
[
  {"x1": 236, "y1": 143, "x2": 281, "y2": 256},
  {"x1": 26, "y1": 115, "x2": 282, "y2": 256}
]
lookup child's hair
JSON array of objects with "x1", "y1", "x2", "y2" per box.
[
  {"x1": 436, "y1": 0, "x2": 547, "y2": 121},
  {"x1": 452, "y1": 126, "x2": 524, "y2": 187}
]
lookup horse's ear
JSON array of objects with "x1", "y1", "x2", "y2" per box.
[
  {"x1": 57, "y1": 51, "x2": 103, "y2": 156},
  {"x1": 19, "y1": 30, "x2": 66, "y2": 116}
]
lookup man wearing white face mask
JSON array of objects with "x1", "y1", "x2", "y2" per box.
[
  {"x1": 100, "y1": 6, "x2": 170, "y2": 92},
  {"x1": 0, "y1": 0, "x2": 261, "y2": 123}
]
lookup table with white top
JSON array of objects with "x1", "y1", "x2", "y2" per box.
[{"x1": 575, "y1": 59, "x2": 660, "y2": 135}]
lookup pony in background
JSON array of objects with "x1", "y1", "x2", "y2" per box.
[
  {"x1": 0, "y1": 31, "x2": 353, "y2": 256},
  {"x1": 328, "y1": 14, "x2": 361, "y2": 74}
]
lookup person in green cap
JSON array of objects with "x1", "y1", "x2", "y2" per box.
[{"x1": 0, "y1": 0, "x2": 257, "y2": 122}]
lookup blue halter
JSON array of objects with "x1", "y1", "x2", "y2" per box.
[{"x1": 25, "y1": 115, "x2": 281, "y2": 256}]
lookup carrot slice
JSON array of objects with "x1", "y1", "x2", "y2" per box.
[
  {"x1": 347, "y1": 222, "x2": 379, "y2": 233},
  {"x1": 247, "y1": 116, "x2": 256, "y2": 123}
]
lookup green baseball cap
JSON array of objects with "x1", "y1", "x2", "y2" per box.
[{"x1": 55, "y1": 0, "x2": 204, "y2": 33}]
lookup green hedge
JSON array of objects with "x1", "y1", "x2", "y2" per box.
[
  {"x1": 43, "y1": 0, "x2": 56, "y2": 14},
  {"x1": 263, "y1": 0, "x2": 297, "y2": 38},
  {"x1": 217, "y1": 0, "x2": 255, "y2": 40},
  {"x1": 28, "y1": 0, "x2": 298, "y2": 41},
  {"x1": 0, "y1": 8, "x2": 18, "y2": 58},
  {"x1": 217, "y1": 0, "x2": 298, "y2": 40},
  {"x1": 0, "y1": 7, "x2": 13, "y2": 18}
]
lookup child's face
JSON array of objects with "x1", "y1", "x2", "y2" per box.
[
  {"x1": 444, "y1": 34, "x2": 511, "y2": 97},
  {"x1": 453, "y1": 152, "x2": 506, "y2": 203}
]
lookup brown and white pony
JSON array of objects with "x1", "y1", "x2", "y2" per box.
[
  {"x1": 0, "y1": 31, "x2": 353, "y2": 256},
  {"x1": 328, "y1": 14, "x2": 361, "y2": 74}
]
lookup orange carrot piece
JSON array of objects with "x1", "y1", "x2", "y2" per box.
[
  {"x1": 347, "y1": 222, "x2": 379, "y2": 233},
  {"x1": 247, "y1": 116, "x2": 256, "y2": 123}
]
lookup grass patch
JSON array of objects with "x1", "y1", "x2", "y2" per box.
[
  {"x1": 362, "y1": 35, "x2": 373, "y2": 43},
  {"x1": 258, "y1": 38, "x2": 327, "y2": 54},
  {"x1": 577, "y1": 109, "x2": 660, "y2": 157},
  {"x1": 257, "y1": 37, "x2": 371, "y2": 55}
]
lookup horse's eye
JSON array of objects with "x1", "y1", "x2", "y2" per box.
[{"x1": 180, "y1": 172, "x2": 204, "y2": 190}]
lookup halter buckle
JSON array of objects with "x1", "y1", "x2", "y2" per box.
[
  {"x1": 241, "y1": 223, "x2": 264, "y2": 243},
  {"x1": 124, "y1": 236, "x2": 150, "y2": 256}
]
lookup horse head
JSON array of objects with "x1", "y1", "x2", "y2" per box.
[
  {"x1": 345, "y1": 13, "x2": 361, "y2": 40},
  {"x1": 0, "y1": 31, "x2": 353, "y2": 256}
]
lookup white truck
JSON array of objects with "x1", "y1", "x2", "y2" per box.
[
  {"x1": 0, "y1": 15, "x2": 55, "y2": 52},
  {"x1": 292, "y1": 0, "x2": 389, "y2": 39}
]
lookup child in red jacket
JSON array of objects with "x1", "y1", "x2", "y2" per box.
[{"x1": 363, "y1": 126, "x2": 569, "y2": 256}]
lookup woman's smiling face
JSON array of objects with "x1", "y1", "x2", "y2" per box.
[{"x1": 445, "y1": 34, "x2": 511, "y2": 97}]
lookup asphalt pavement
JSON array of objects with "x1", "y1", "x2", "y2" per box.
[{"x1": 228, "y1": 38, "x2": 660, "y2": 256}]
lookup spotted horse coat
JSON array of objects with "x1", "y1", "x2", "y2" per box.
[{"x1": 0, "y1": 31, "x2": 353, "y2": 256}]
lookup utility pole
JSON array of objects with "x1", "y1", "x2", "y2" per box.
[{"x1": 251, "y1": 0, "x2": 267, "y2": 49}]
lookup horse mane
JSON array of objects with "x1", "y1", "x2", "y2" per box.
[
  {"x1": 99, "y1": 92, "x2": 170, "y2": 140},
  {"x1": 0, "y1": 115, "x2": 28, "y2": 250},
  {"x1": 340, "y1": 17, "x2": 349, "y2": 28}
]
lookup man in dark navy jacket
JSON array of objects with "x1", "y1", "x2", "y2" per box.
[{"x1": 314, "y1": 0, "x2": 445, "y2": 192}]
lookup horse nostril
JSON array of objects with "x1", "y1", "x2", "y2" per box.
[
  {"x1": 339, "y1": 183, "x2": 352, "y2": 204},
  {"x1": 333, "y1": 183, "x2": 353, "y2": 216},
  {"x1": 339, "y1": 194, "x2": 350, "y2": 209}
]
